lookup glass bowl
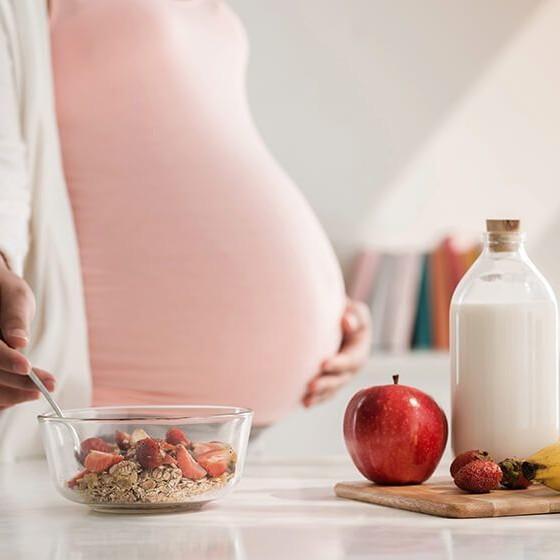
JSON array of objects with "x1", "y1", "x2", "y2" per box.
[{"x1": 38, "y1": 405, "x2": 253, "y2": 513}]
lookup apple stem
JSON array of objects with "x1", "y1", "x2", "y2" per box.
[{"x1": 392, "y1": 374, "x2": 399, "y2": 385}]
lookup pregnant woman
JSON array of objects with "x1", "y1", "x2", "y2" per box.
[{"x1": 0, "y1": 0, "x2": 371, "y2": 460}]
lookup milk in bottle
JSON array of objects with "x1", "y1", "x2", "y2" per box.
[{"x1": 451, "y1": 220, "x2": 559, "y2": 459}]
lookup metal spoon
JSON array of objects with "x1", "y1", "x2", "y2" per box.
[{"x1": 28, "y1": 368, "x2": 82, "y2": 462}]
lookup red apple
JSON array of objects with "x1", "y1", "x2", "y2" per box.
[{"x1": 343, "y1": 374, "x2": 448, "y2": 485}]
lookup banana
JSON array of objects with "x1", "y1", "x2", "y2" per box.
[{"x1": 522, "y1": 441, "x2": 560, "y2": 491}]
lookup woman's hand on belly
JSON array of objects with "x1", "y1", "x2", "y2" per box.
[
  {"x1": 0, "y1": 260, "x2": 56, "y2": 409},
  {"x1": 302, "y1": 299, "x2": 372, "y2": 408}
]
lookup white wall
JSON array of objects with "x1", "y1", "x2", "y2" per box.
[{"x1": 229, "y1": 0, "x2": 559, "y2": 287}]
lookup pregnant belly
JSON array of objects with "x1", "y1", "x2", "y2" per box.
[
  {"x1": 52, "y1": 0, "x2": 345, "y2": 424},
  {"x1": 73, "y1": 150, "x2": 345, "y2": 424}
]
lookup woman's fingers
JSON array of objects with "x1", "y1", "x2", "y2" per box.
[
  {"x1": 0, "y1": 369, "x2": 56, "y2": 404},
  {"x1": 301, "y1": 299, "x2": 372, "y2": 408},
  {"x1": 303, "y1": 389, "x2": 335, "y2": 408},
  {"x1": 0, "y1": 267, "x2": 35, "y2": 350},
  {"x1": 0, "y1": 340, "x2": 30, "y2": 374},
  {"x1": 302, "y1": 380, "x2": 346, "y2": 408},
  {"x1": 0, "y1": 367, "x2": 54, "y2": 409},
  {"x1": 302, "y1": 372, "x2": 354, "y2": 408},
  {"x1": 307, "y1": 371, "x2": 354, "y2": 394},
  {"x1": 321, "y1": 335, "x2": 368, "y2": 373},
  {"x1": 0, "y1": 386, "x2": 40, "y2": 407},
  {"x1": 322, "y1": 301, "x2": 372, "y2": 374},
  {"x1": 0, "y1": 369, "x2": 55, "y2": 392},
  {"x1": 341, "y1": 299, "x2": 370, "y2": 335},
  {"x1": 30, "y1": 368, "x2": 56, "y2": 390},
  {"x1": 0, "y1": 257, "x2": 42, "y2": 410}
]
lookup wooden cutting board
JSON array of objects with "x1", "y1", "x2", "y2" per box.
[{"x1": 334, "y1": 479, "x2": 560, "y2": 518}]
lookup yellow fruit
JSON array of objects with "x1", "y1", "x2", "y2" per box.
[{"x1": 523, "y1": 442, "x2": 560, "y2": 491}]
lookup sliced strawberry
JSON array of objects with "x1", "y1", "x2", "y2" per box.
[
  {"x1": 165, "y1": 428, "x2": 191, "y2": 447},
  {"x1": 197, "y1": 448, "x2": 237, "y2": 478},
  {"x1": 115, "y1": 430, "x2": 131, "y2": 450},
  {"x1": 84, "y1": 451, "x2": 124, "y2": 473},
  {"x1": 176, "y1": 444, "x2": 207, "y2": 480},
  {"x1": 67, "y1": 468, "x2": 88, "y2": 488},
  {"x1": 162, "y1": 454, "x2": 178, "y2": 466},
  {"x1": 192, "y1": 441, "x2": 228, "y2": 459},
  {"x1": 79, "y1": 437, "x2": 115, "y2": 463},
  {"x1": 136, "y1": 438, "x2": 165, "y2": 470}
]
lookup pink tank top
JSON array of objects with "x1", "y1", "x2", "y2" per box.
[{"x1": 49, "y1": 0, "x2": 345, "y2": 424}]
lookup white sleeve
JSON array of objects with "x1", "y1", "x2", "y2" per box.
[{"x1": 0, "y1": 22, "x2": 31, "y2": 276}]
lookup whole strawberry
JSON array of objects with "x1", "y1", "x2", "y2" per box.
[
  {"x1": 499, "y1": 458, "x2": 532, "y2": 490},
  {"x1": 450, "y1": 449, "x2": 492, "y2": 478},
  {"x1": 454, "y1": 460, "x2": 502, "y2": 493},
  {"x1": 136, "y1": 438, "x2": 165, "y2": 470}
]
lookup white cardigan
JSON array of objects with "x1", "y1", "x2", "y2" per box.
[{"x1": 0, "y1": 0, "x2": 91, "y2": 461}]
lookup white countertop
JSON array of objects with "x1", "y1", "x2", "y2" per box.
[{"x1": 2, "y1": 457, "x2": 560, "y2": 560}]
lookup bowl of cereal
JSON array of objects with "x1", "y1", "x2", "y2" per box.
[{"x1": 38, "y1": 405, "x2": 253, "y2": 512}]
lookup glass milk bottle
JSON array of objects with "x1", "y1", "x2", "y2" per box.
[{"x1": 451, "y1": 219, "x2": 559, "y2": 460}]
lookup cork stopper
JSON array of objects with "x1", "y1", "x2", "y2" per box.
[
  {"x1": 486, "y1": 219, "x2": 520, "y2": 233},
  {"x1": 485, "y1": 219, "x2": 522, "y2": 252}
]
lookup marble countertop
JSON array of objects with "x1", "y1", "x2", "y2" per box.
[{"x1": 2, "y1": 457, "x2": 560, "y2": 560}]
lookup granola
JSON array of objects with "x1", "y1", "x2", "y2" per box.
[{"x1": 68, "y1": 428, "x2": 236, "y2": 505}]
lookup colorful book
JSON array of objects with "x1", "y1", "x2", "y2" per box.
[
  {"x1": 430, "y1": 243, "x2": 450, "y2": 349},
  {"x1": 369, "y1": 254, "x2": 396, "y2": 351},
  {"x1": 351, "y1": 239, "x2": 480, "y2": 353},
  {"x1": 347, "y1": 250, "x2": 379, "y2": 303},
  {"x1": 443, "y1": 238, "x2": 463, "y2": 293},
  {"x1": 384, "y1": 253, "x2": 423, "y2": 353},
  {"x1": 412, "y1": 255, "x2": 432, "y2": 349}
]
